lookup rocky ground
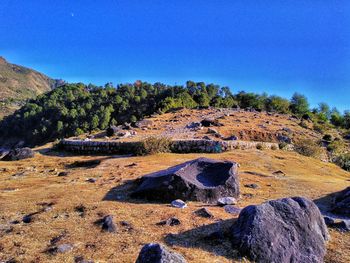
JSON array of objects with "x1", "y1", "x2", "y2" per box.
[
  {"x1": 0, "y1": 147, "x2": 349, "y2": 262},
  {"x1": 76, "y1": 108, "x2": 326, "y2": 144}
]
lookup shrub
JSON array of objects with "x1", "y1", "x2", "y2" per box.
[
  {"x1": 135, "y1": 136, "x2": 171, "y2": 155},
  {"x1": 334, "y1": 153, "x2": 350, "y2": 171},
  {"x1": 279, "y1": 142, "x2": 288, "y2": 150},
  {"x1": 271, "y1": 145, "x2": 278, "y2": 150},
  {"x1": 294, "y1": 138, "x2": 322, "y2": 158},
  {"x1": 322, "y1": 134, "x2": 332, "y2": 142},
  {"x1": 327, "y1": 140, "x2": 346, "y2": 155},
  {"x1": 299, "y1": 120, "x2": 308, "y2": 129},
  {"x1": 256, "y1": 143, "x2": 264, "y2": 150}
]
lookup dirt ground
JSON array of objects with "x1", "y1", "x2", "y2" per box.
[{"x1": 0, "y1": 148, "x2": 349, "y2": 263}]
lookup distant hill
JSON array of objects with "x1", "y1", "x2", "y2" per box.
[{"x1": 0, "y1": 56, "x2": 64, "y2": 118}]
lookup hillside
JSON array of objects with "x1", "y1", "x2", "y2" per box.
[
  {"x1": 0, "y1": 147, "x2": 349, "y2": 262},
  {"x1": 0, "y1": 56, "x2": 64, "y2": 118}
]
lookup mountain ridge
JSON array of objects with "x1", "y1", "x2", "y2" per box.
[{"x1": 0, "y1": 56, "x2": 64, "y2": 118}]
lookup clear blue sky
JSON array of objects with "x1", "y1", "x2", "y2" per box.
[{"x1": 0, "y1": 1, "x2": 349, "y2": 111}]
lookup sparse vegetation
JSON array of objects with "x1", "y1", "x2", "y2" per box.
[
  {"x1": 135, "y1": 136, "x2": 172, "y2": 155},
  {"x1": 334, "y1": 153, "x2": 350, "y2": 171},
  {"x1": 294, "y1": 138, "x2": 322, "y2": 158}
]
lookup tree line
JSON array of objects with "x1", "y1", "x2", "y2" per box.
[{"x1": 0, "y1": 80, "x2": 349, "y2": 146}]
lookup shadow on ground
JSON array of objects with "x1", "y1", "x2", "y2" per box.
[
  {"x1": 314, "y1": 190, "x2": 350, "y2": 220},
  {"x1": 164, "y1": 219, "x2": 241, "y2": 260}
]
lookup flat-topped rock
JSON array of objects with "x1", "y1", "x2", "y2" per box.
[{"x1": 131, "y1": 157, "x2": 239, "y2": 203}]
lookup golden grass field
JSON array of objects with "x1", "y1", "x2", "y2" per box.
[{"x1": 1, "y1": 147, "x2": 349, "y2": 263}]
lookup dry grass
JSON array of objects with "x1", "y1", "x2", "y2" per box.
[{"x1": 0, "y1": 147, "x2": 349, "y2": 262}]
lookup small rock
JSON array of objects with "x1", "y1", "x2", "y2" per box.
[
  {"x1": 217, "y1": 197, "x2": 237, "y2": 206},
  {"x1": 22, "y1": 214, "x2": 34, "y2": 223},
  {"x1": 56, "y1": 243, "x2": 73, "y2": 253},
  {"x1": 95, "y1": 215, "x2": 116, "y2": 233},
  {"x1": 194, "y1": 208, "x2": 214, "y2": 218},
  {"x1": 86, "y1": 178, "x2": 97, "y2": 183},
  {"x1": 157, "y1": 217, "x2": 181, "y2": 226},
  {"x1": 136, "y1": 243, "x2": 187, "y2": 263},
  {"x1": 244, "y1": 183, "x2": 259, "y2": 189},
  {"x1": 224, "y1": 205, "x2": 241, "y2": 215},
  {"x1": 324, "y1": 216, "x2": 336, "y2": 226},
  {"x1": 334, "y1": 220, "x2": 350, "y2": 231},
  {"x1": 58, "y1": 172, "x2": 69, "y2": 177},
  {"x1": 171, "y1": 199, "x2": 187, "y2": 209}
]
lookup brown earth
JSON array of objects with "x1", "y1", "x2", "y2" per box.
[
  {"x1": 84, "y1": 108, "x2": 326, "y2": 144},
  {"x1": 0, "y1": 146, "x2": 349, "y2": 263}
]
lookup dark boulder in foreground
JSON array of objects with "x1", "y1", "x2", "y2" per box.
[
  {"x1": 232, "y1": 197, "x2": 329, "y2": 263},
  {"x1": 131, "y1": 158, "x2": 239, "y2": 203},
  {"x1": 2, "y1": 147, "x2": 34, "y2": 161},
  {"x1": 331, "y1": 186, "x2": 350, "y2": 217},
  {"x1": 136, "y1": 243, "x2": 186, "y2": 263}
]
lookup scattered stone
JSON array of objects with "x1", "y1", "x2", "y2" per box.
[
  {"x1": 120, "y1": 221, "x2": 133, "y2": 231},
  {"x1": 224, "y1": 205, "x2": 241, "y2": 215},
  {"x1": 95, "y1": 215, "x2": 116, "y2": 233},
  {"x1": 194, "y1": 208, "x2": 213, "y2": 218},
  {"x1": 0, "y1": 224, "x2": 13, "y2": 234},
  {"x1": 86, "y1": 178, "x2": 97, "y2": 183},
  {"x1": 136, "y1": 243, "x2": 187, "y2": 263},
  {"x1": 324, "y1": 216, "x2": 350, "y2": 232},
  {"x1": 323, "y1": 216, "x2": 335, "y2": 226},
  {"x1": 75, "y1": 256, "x2": 94, "y2": 263},
  {"x1": 69, "y1": 160, "x2": 101, "y2": 168},
  {"x1": 331, "y1": 187, "x2": 350, "y2": 217},
  {"x1": 2, "y1": 148, "x2": 34, "y2": 161},
  {"x1": 200, "y1": 119, "x2": 223, "y2": 127},
  {"x1": 277, "y1": 134, "x2": 292, "y2": 144},
  {"x1": 75, "y1": 205, "x2": 86, "y2": 217},
  {"x1": 135, "y1": 119, "x2": 153, "y2": 128},
  {"x1": 22, "y1": 214, "x2": 35, "y2": 223},
  {"x1": 224, "y1": 135, "x2": 238, "y2": 141},
  {"x1": 244, "y1": 183, "x2": 259, "y2": 189},
  {"x1": 207, "y1": 128, "x2": 218, "y2": 134},
  {"x1": 157, "y1": 217, "x2": 181, "y2": 226},
  {"x1": 231, "y1": 197, "x2": 329, "y2": 263},
  {"x1": 58, "y1": 171, "x2": 69, "y2": 177},
  {"x1": 171, "y1": 199, "x2": 187, "y2": 209},
  {"x1": 217, "y1": 197, "x2": 237, "y2": 206},
  {"x1": 132, "y1": 158, "x2": 239, "y2": 203},
  {"x1": 272, "y1": 170, "x2": 286, "y2": 177},
  {"x1": 50, "y1": 232, "x2": 67, "y2": 245},
  {"x1": 56, "y1": 243, "x2": 74, "y2": 253},
  {"x1": 106, "y1": 125, "x2": 119, "y2": 137}
]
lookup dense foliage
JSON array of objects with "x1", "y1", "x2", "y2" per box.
[{"x1": 0, "y1": 80, "x2": 349, "y2": 146}]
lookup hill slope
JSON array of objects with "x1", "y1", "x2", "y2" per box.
[{"x1": 0, "y1": 56, "x2": 63, "y2": 118}]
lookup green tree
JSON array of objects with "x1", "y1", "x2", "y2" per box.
[{"x1": 290, "y1": 93, "x2": 309, "y2": 116}]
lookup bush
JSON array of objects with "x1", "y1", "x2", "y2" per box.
[
  {"x1": 334, "y1": 153, "x2": 350, "y2": 171},
  {"x1": 294, "y1": 139, "x2": 322, "y2": 158},
  {"x1": 327, "y1": 140, "x2": 346, "y2": 155},
  {"x1": 279, "y1": 142, "x2": 288, "y2": 150},
  {"x1": 322, "y1": 134, "x2": 332, "y2": 142},
  {"x1": 135, "y1": 136, "x2": 172, "y2": 155},
  {"x1": 256, "y1": 143, "x2": 265, "y2": 150}
]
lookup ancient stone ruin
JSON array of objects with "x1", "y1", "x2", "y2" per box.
[
  {"x1": 131, "y1": 157, "x2": 239, "y2": 203},
  {"x1": 231, "y1": 197, "x2": 329, "y2": 263}
]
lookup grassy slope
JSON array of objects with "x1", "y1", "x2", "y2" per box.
[
  {"x1": 0, "y1": 56, "x2": 55, "y2": 119},
  {"x1": 0, "y1": 148, "x2": 349, "y2": 262}
]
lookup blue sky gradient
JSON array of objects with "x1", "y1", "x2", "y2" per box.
[{"x1": 0, "y1": 1, "x2": 349, "y2": 110}]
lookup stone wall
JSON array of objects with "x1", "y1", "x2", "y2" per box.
[{"x1": 59, "y1": 139, "x2": 281, "y2": 154}]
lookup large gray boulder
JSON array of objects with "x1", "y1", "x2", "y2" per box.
[
  {"x1": 131, "y1": 158, "x2": 239, "y2": 203},
  {"x1": 1, "y1": 147, "x2": 34, "y2": 161},
  {"x1": 231, "y1": 197, "x2": 329, "y2": 263},
  {"x1": 136, "y1": 243, "x2": 186, "y2": 263},
  {"x1": 331, "y1": 187, "x2": 350, "y2": 217}
]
